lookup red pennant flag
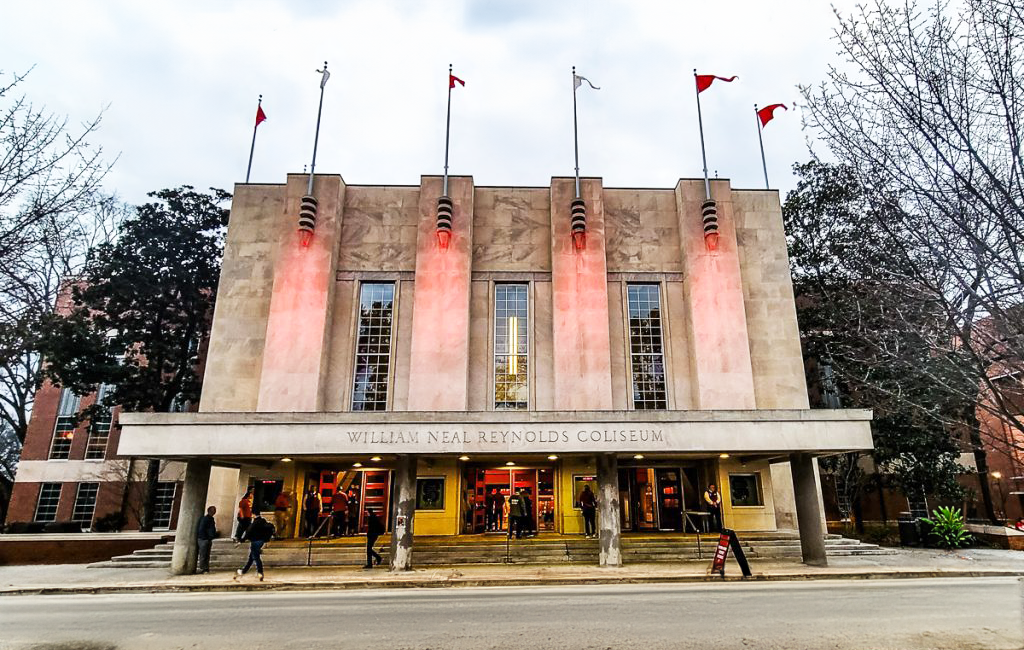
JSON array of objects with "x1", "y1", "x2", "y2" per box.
[
  {"x1": 757, "y1": 103, "x2": 787, "y2": 127},
  {"x1": 695, "y1": 74, "x2": 737, "y2": 93},
  {"x1": 255, "y1": 104, "x2": 267, "y2": 127},
  {"x1": 449, "y1": 74, "x2": 465, "y2": 89}
]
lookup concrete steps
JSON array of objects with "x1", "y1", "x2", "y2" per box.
[{"x1": 91, "y1": 531, "x2": 894, "y2": 569}]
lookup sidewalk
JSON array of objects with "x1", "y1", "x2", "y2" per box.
[{"x1": 1, "y1": 547, "x2": 1021, "y2": 596}]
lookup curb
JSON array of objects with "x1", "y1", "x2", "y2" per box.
[{"x1": 2, "y1": 570, "x2": 1022, "y2": 596}]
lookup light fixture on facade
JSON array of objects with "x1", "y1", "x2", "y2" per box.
[
  {"x1": 459, "y1": 455, "x2": 470, "y2": 461},
  {"x1": 991, "y1": 471, "x2": 1003, "y2": 479},
  {"x1": 720, "y1": 453, "x2": 730, "y2": 459},
  {"x1": 436, "y1": 195, "x2": 453, "y2": 249},
  {"x1": 633, "y1": 454, "x2": 644, "y2": 460},
  {"x1": 505, "y1": 461, "x2": 515, "y2": 466},
  {"x1": 702, "y1": 199, "x2": 720, "y2": 251},
  {"x1": 370, "y1": 456, "x2": 382, "y2": 462},
  {"x1": 353, "y1": 462, "x2": 363, "y2": 468},
  {"x1": 571, "y1": 197, "x2": 587, "y2": 250},
  {"x1": 298, "y1": 195, "x2": 317, "y2": 247},
  {"x1": 548, "y1": 455, "x2": 558, "y2": 460},
  {"x1": 280, "y1": 457, "x2": 292, "y2": 463}
]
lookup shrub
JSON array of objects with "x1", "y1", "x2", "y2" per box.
[
  {"x1": 921, "y1": 506, "x2": 973, "y2": 549},
  {"x1": 93, "y1": 511, "x2": 128, "y2": 533}
]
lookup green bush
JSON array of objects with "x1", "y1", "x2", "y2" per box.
[
  {"x1": 93, "y1": 511, "x2": 128, "y2": 533},
  {"x1": 921, "y1": 506, "x2": 973, "y2": 549}
]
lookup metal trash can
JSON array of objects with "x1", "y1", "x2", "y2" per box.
[{"x1": 897, "y1": 513, "x2": 920, "y2": 547}]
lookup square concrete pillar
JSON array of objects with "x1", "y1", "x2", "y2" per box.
[
  {"x1": 550, "y1": 178, "x2": 614, "y2": 410},
  {"x1": 407, "y1": 176, "x2": 474, "y2": 411},
  {"x1": 257, "y1": 174, "x2": 346, "y2": 412},
  {"x1": 675, "y1": 180, "x2": 756, "y2": 409},
  {"x1": 791, "y1": 452, "x2": 828, "y2": 566},
  {"x1": 389, "y1": 454, "x2": 418, "y2": 571},
  {"x1": 597, "y1": 453, "x2": 622, "y2": 567},
  {"x1": 170, "y1": 459, "x2": 212, "y2": 575}
]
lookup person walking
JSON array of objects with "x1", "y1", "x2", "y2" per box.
[
  {"x1": 491, "y1": 489, "x2": 506, "y2": 532},
  {"x1": 579, "y1": 484, "x2": 597, "y2": 538},
  {"x1": 331, "y1": 489, "x2": 349, "y2": 538},
  {"x1": 195, "y1": 505, "x2": 218, "y2": 574},
  {"x1": 273, "y1": 491, "x2": 291, "y2": 539},
  {"x1": 704, "y1": 483, "x2": 723, "y2": 533},
  {"x1": 303, "y1": 486, "x2": 322, "y2": 537},
  {"x1": 364, "y1": 509, "x2": 384, "y2": 568},
  {"x1": 234, "y1": 489, "x2": 253, "y2": 541},
  {"x1": 507, "y1": 489, "x2": 526, "y2": 539},
  {"x1": 234, "y1": 510, "x2": 275, "y2": 582}
]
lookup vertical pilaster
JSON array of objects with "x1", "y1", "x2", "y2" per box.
[
  {"x1": 791, "y1": 453, "x2": 828, "y2": 566},
  {"x1": 170, "y1": 459, "x2": 211, "y2": 575},
  {"x1": 596, "y1": 453, "x2": 622, "y2": 567},
  {"x1": 407, "y1": 176, "x2": 474, "y2": 411},
  {"x1": 675, "y1": 180, "x2": 756, "y2": 409},
  {"x1": 257, "y1": 174, "x2": 346, "y2": 412},
  {"x1": 389, "y1": 454, "x2": 418, "y2": 571},
  {"x1": 550, "y1": 178, "x2": 614, "y2": 410}
]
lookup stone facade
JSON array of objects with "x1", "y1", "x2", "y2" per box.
[{"x1": 119, "y1": 173, "x2": 872, "y2": 571}]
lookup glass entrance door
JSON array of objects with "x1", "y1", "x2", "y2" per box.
[{"x1": 467, "y1": 466, "x2": 553, "y2": 533}]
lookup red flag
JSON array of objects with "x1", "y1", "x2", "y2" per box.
[
  {"x1": 449, "y1": 74, "x2": 465, "y2": 89},
  {"x1": 757, "y1": 103, "x2": 787, "y2": 127},
  {"x1": 695, "y1": 74, "x2": 737, "y2": 93},
  {"x1": 255, "y1": 104, "x2": 267, "y2": 127}
]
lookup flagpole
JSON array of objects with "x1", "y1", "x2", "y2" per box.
[
  {"x1": 693, "y1": 70, "x2": 711, "y2": 201},
  {"x1": 755, "y1": 104, "x2": 769, "y2": 189},
  {"x1": 245, "y1": 95, "x2": 262, "y2": 184},
  {"x1": 443, "y1": 64, "x2": 453, "y2": 196},
  {"x1": 572, "y1": 67, "x2": 581, "y2": 198},
  {"x1": 308, "y1": 61, "x2": 328, "y2": 196}
]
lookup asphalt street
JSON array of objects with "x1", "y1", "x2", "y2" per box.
[{"x1": 1, "y1": 577, "x2": 1022, "y2": 650}]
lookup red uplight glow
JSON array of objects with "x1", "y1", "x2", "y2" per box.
[
  {"x1": 572, "y1": 231, "x2": 586, "y2": 250},
  {"x1": 704, "y1": 232, "x2": 719, "y2": 251},
  {"x1": 298, "y1": 229, "x2": 313, "y2": 247},
  {"x1": 436, "y1": 230, "x2": 451, "y2": 250}
]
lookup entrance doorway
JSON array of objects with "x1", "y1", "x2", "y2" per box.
[
  {"x1": 465, "y1": 465, "x2": 555, "y2": 534},
  {"x1": 620, "y1": 465, "x2": 704, "y2": 532},
  {"x1": 317, "y1": 469, "x2": 392, "y2": 534}
]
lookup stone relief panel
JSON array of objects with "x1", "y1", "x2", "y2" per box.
[
  {"x1": 472, "y1": 188, "x2": 551, "y2": 271},
  {"x1": 338, "y1": 186, "x2": 419, "y2": 272},
  {"x1": 604, "y1": 189, "x2": 683, "y2": 273}
]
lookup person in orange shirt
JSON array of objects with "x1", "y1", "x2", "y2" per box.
[
  {"x1": 331, "y1": 490, "x2": 349, "y2": 538},
  {"x1": 234, "y1": 489, "x2": 254, "y2": 541},
  {"x1": 273, "y1": 491, "x2": 291, "y2": 539}
]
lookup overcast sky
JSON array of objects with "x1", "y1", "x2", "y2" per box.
[{"x1": 2, "y1": 0, "x2": 860, "y2": 206}]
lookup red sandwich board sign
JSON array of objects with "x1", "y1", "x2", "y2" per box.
[{"x1": 710, "y1": 528, "x2": 752, "y2": 578}]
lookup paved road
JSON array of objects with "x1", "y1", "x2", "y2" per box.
[{"x1": 1, "y1": 578, "x2": 1022, "y2": 650}]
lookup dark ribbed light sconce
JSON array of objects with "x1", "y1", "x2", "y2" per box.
[
  {"x1": 701, "y1": 198, "x2": 719, "y2": 251},
  {"x1": 571, "y1": 197, "x2": 587, "y2": 250},
  {"x1": 436, "y1": 195, "x2": 453, "y2": 249},
  {"x1": 298, "y1": 195, "x2": 318, "y2": 247}
]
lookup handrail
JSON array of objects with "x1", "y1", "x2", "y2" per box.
[{"x1": 305, "y1": 516, "x2": 332, "y2": 567}]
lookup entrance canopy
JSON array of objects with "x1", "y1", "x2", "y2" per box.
[{"x1": 118, "y1": 409, "x2": 872, "y2": 461}]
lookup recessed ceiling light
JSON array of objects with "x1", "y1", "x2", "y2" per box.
[
  {"x1": 547, "y1": 455, "x2": 558, "y2": 460},
  {"x1": 633, "y1": 454, "x2": 644, "y2": 460},
  {"x1": 505, "y1": 461, "x2": 515, "y2": 466},
  {"x1": 353, "y1": 462, "x2": 363, "y2": 468},
  {"x1": 280, "y1": 457, "x2": 292, "y2": 463},
  {"x1": 719, "y1": 453, "x2": 730, "y2": 459},
  {"x1": 458, "y1": 455, "x2": 470, "y2": 461},
  {"x1": 370, "y1": 456, "x2": 382, "y2": 462}
]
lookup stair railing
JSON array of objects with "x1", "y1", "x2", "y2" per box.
[{"x1": 306, "y1": 516, "x2": 332, "y2": 567}]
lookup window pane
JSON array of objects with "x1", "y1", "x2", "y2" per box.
[
  {"x1": 351, "y1": 283, "x2": 395, "y2": 411},
  {"x1": 71, "y1": 483, "x2": 99, "y2": 525},
  {"x1": 152, "y1": 482, "x2": 176, "y2": 529},
  {"x1": 728, "y1": 474, "x2": 763, "y2": 507},
  {"x1": 494, "y1": 284, "x2": 528, "y2": 410},
  {"x1": 85, "y1": 411, "x2": 112, "y2": 460},
  {"x1": 415, "y1": 478, "x2": 445, "y2": 510},
  {"x1": 627, "y1": 285, "x2": 668, "y2": 410},
  {"x1": 34, "y1": 483, "x2": 62, "y2": 522},
  {"x1": 49, "y1": 416, "x2": 76, "y2": 460}
]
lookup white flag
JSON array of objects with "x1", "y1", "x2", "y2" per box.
[
  {"x1": 574, "y1": 74, "x2": 600, "y2": 91},
  {"x1": 317, "y1": 64, "x2": 330, "y2": 89}
]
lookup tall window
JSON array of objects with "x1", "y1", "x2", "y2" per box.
[
  {"x1": 351, "y1": 283, "x2": 395, "y2": 411},
  {"x1": 627, "y1": 284, "x2": 668, "y2": 410},
  {"x1": 49, "y1": 388, "x2": 81, "y2": 460},
  {"x1": 152, "y1": 482, "x2": 177, "y2": 530},
  {"x1": 494, "y1": 284, "x2": 529, "y2": 409},
  {"x1": 71, "y1": 482, "x2": 99, "y2": 526},
  {"x1": 85, "y1": 384, "x2": 113, "y2": 460},
  {"x1": 33, "y1": 483, "x2": 62, "y2": 522}
]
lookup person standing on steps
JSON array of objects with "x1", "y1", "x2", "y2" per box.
[
  {"x1": 273, "y1": 491, "x2": 291, "y2": 539},
  {"x1": 704, "y1": 483, "x2": 723, "y2": 533},
  {"x1": 234, "y1": 510, "x2": 275, "y2": 582},
  {"x1": 234, "y1": 489, "x2": 253, "y2": 542},
  {"x1": 507, "y1": 489, "x2": 526, "y2": 539},
  {"x1": 579, "y1": 484, "x2": 597, "y2": 538},
  {"x1": 195, "y1": 505, "x2": 218, "y2": 574},
  {"x1": 364, "y1": 509, "x2": 384, "y2": 568},
  {"x1": 303, "y1": 486, "x2": 322, "y2": 537},
  {"x1": 331, "y1": 489, "x2": 349, "y2": 538}
]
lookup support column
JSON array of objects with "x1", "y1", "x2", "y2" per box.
[
  {"x1": 389, "y1": 455, "x2": 417, "y2": 572},
  {"x1": 170, "y1": 459, "x2": 212, "y2": 575},
  {"x1": 790, "y1": 453, "x2": 827, "y2": 566},
  {"x1": 596, "y1": 453, "x2": 622, "y2": 567}
]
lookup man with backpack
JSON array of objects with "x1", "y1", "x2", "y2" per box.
[{"x1": 234, "y1": 510, "x2": 275, "y2": 582}]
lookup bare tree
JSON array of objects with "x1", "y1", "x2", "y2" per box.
[
  {"x1": 0, "y1": 68, "x2": 121, "y2": 445},
  {"x1": 801, "y1": 0, "x2": 1024, "y2": 522}
]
